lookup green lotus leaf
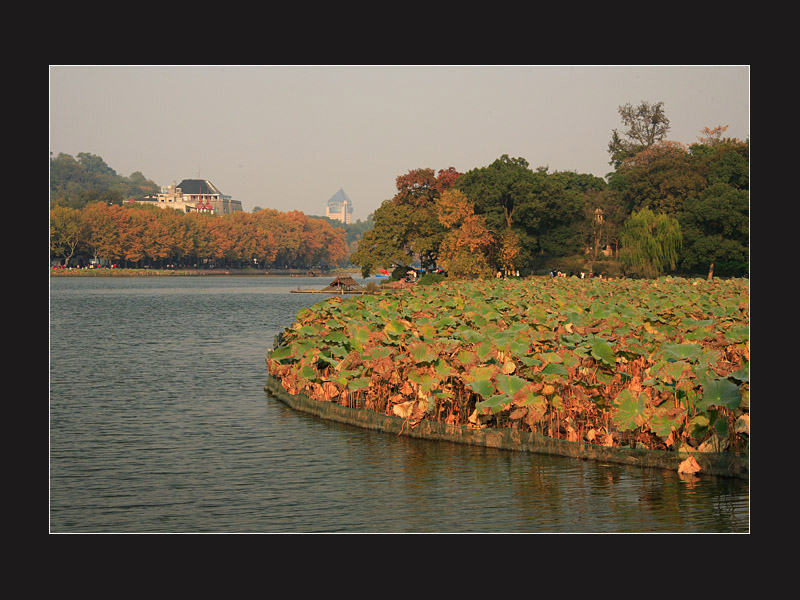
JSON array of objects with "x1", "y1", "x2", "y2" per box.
[
  {"x1": 725, "y1": 325, "x2": 749, "y2": 344},
  {"x1": 409, "y1": 342, "x2": 438, "y2": 364},
  {"x1": 590, "y1": 338, "x2": 616, "y2": 367},
  {"x1": 323, "y1": 331, "x2": 350, "y2": 345},
  {"x1": 727, "y1": 363, "x2": 749, "y2": 383},
  {"x1": 496, "y1": 373, "x2": 527, "y2": 397},
  {"x1": 613, "y1": 389, "x2": 646, "y2": 431},
  {"x1": 538, "y1": 351, "x2": 563, "y2": 363},
  {"x1": 541, "y1": 363, "x2": 569, "y2": 376},
  {"x1": 697, "y1": 377, "x2": 741, "y2": 411},
  {"x1": 649, "y1": 406, "x2": 685, "y2": 438},
  {"x1": 300, "y1": 365, "x2": 321, "y2": 381},
  {"x1": 688, "y1": 414, "x2": 710, "y2": 437},
  {"x1": 269, "y1": 346, "x2": 294, "y2": 362},
  {"x1": 459, "y1": 329, "x2": 486, "y2": 344},
  {"x1": 662, "y1": 343, "x2": 703, "y2": 362},
  {"x1": 470, "y1": 379, "x2": 496, "y2": 399},
  {"x1": 476, "y1": 394, "x2": 511, "y2": 414},
  {"x1": 474, "y1": 341, "x2": 495, "y2": 360},
  {"x1": 434, "y1": 360, "x2": 453, "y2": 379},
  {"x1": 384, "y1": 319, "x2": 409, "y2": 337},
  {"x1": 519, "y1": 356, "x2": 542, "y2": 367},
  {"x1": 296, "y1": 325, "x2": 321, "y2": 337},
  {"x1": 347, "y1": 323, "x2": 371, "y2": 350},
  {"x1": 347, "y1": 376, "x2": 372, "y2": 391}
]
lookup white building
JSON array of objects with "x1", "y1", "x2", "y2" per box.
[{"x1": 133, "y1": 179, "x2": 242, "y2": 215}]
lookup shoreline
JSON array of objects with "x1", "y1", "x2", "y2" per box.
[
  {"x1": 264, "y1": 375, "x2": 749, "y2": 479},
  {"x1": 49, "y1": 267, "x2": 359, "y2": 278}
]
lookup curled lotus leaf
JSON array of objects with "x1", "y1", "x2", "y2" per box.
[
  {"x1": 269, "y1": 346, "x2": 294, "y2": 362},
  {"x1": 476, "y1": 394, "x2": 511, "y2": 415},
  {"x1": 590, "y1": 338, "x2": 616, "y2": 367}
]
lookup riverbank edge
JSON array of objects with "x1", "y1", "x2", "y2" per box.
[
  {"x1": 49, "y1": 268, "x2": 356, "y2": 277},
  {"x1": 264, "y1": 375, "x2": 748, "y2": 480}
]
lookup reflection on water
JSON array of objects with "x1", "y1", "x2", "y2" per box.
[{"x1": 49, "y1": 276, "x2": 749, "y2": 533}]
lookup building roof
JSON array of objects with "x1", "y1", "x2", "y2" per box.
[
  {"x1": 327, "y1": 189, "x2": 353, "y2": 212},
  {"x1": 177, "y1": 179, "x2": 223, "y2": 195}
]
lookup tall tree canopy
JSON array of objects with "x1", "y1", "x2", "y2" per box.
[
  {"x1": 608, "y1": 101, "x2": 671, "y2": 169},
  {"x1": 350, "y1": 167, "x2": 461, "y2": 275}
]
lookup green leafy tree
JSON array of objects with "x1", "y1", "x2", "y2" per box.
[
  {"x1": 613, "y1": 141, "x2": 706, "y2": 217},
  {"x1": 678, "y1": 182, "x2": 749, "y2": 278},
  {"x1": 619, "y1": 208, "x2": 682, "y2": 278},
  {"x1": 608, "y1": 101, "x2": 671, "y2": 169}
]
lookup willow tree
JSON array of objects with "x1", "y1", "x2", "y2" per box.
[{"x1": 619, "y1": 208, "x2": 682, "y2": 278}]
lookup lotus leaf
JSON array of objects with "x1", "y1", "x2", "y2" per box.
[
  {"x1": 384, "y1": 319, "x2": 410, "y2": 337},
  {"x1": 590, "y1": 338, "x2": 616, "y2": 367},
  {"x1": 495, "y1": 373, "x2": 527, "y2": 397},
  {"x1": 613, "y1": 389, "x2": 647, "y2": 431},
  {"x1": 409, "y1": 342, "x2": 438, "y2": 364},
  {"x1": 269, "y1": 346, "x2": 294, "y2": 362},
  {"x1": 476, "y1": 394, "x2": 511, "y2": 414},
  {"x1": 696, "y1": 377, "x2": 741, "y2": 411},
  {"x1": 323, "y1": 331, "x2": 350, "y2": 345},
  {"x1": 662, "y1": 342, "x2": 704, "y2": 362},
  {"x1": 470, "y1": 379, "x2": 495, "y2": 399}
]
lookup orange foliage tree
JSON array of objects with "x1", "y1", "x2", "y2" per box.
[{"x1": 50, "y1": 203, "x2": 348, "y2": 269}]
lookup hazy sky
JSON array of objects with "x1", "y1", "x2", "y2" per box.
[{"x1": 49, "y1": 65, "x2": 749, "y2": 221}]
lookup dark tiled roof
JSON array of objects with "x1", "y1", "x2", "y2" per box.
[{"x1": 177, "y1": 179, "x2": 222, "y2": 195}]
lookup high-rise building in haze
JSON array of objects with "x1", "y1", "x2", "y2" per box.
[{"x1": 326, "y1": 189, "x2": 353, "y2": 224}]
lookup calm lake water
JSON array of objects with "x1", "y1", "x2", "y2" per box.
[{"x1": 49, "y1": 275, "x2": 749, "y2": 533}]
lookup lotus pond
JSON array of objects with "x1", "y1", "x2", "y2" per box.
[{"x1": 267, "y1": 276, "x2": 749, "y2": 460}]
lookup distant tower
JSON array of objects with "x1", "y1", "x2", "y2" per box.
[{"x1": 326, "y1": 189, "x2": 353, "y2": 224}]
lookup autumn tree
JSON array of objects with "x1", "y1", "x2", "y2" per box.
[
  {"x1": 50, "y1": 205, "x2": 88, "y2": 265},
  {"x1": 351, "y1": 168, "x2": 461, "y2": 276},
  {"x1": 435, "y1": 190, "x2": 495, "y2": 278}
]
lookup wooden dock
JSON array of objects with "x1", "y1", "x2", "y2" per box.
[{"x1": 290, "y1": 276, "x2": 371, "y2": 295}]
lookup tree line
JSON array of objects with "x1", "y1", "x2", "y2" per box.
[
  {"x1": 351, "y1": 102, "x2": 748, "y2": 279},
  {"x1": 50, "y1": 202, "x2": 349, "y2": 270}
]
